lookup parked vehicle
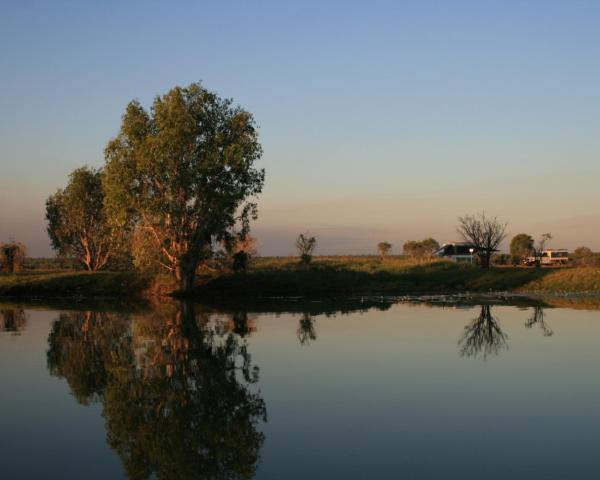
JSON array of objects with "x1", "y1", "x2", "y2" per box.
[{"x1": 523, "y1": 249, "x2": 569, "y2": 266}]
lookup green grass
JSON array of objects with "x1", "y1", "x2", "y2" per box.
[{"x1": 2, "y1": 257, "x2": 600, "y2": 299}]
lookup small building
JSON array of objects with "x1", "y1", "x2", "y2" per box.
[{"x1": 434, "y1": 242, "x2": 479, "y2": 263}]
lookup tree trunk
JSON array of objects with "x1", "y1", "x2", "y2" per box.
[{"x1": 177, "y1": 264, "x2": 197, "y2": 295}]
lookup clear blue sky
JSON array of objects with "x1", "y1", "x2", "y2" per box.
[{"x1": 1, "y1": 0, "x2": 599, "y2": 255}]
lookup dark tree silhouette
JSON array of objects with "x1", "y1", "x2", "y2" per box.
[
  {"x1": 0, "y1": 307, "x2": 27, "y2": 334},
  {"x1": 459, "y1": 305, "x2": 508, "y2": 359},
  {"x1": 525, "y1": 306, "x2": 553, "y2": 337},
  {"x1": 297, "y1": 312, "x2": 317, "y2": 345}
]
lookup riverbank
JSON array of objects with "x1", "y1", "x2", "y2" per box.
[
  {"x1": 195, "y1": 256, "x2": 600, "y2": 297},
  {"x1": 2, "y1": 257, "x2": 600, "y2": 300}
]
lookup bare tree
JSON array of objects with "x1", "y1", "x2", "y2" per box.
[{"x1": 457, "y1": 212, "x2": 507, "y2": 268}]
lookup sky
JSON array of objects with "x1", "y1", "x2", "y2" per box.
[{"x1": 1, "y1": 0, "x2": 599, "y2": 256}]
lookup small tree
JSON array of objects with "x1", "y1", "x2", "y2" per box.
[
  {"x1": 377, "y1": 242, "x2": 392, "y2": 260},
  {"x1": 403, "y1": 238, "x2": 440, "y2": 259},
  {"x1": 420, "y1": 238, "x2": 440, "y2": 258},
  {"x1": 46, "y1": 167, "x2": 121, "y2": 271},
  {"x1": 296, "y1": 233, "x2": 317, "y2": 265},
  {"x1": 532, "y1": 233, "x2": 552, "y2": 267},
  {"x1": 0, "y1": 242, "x2": 26, "y2": 273},
  {"x1": 572, "y1": 246, "x2": 598, "y2": 266},
  {"x1": 457, "y1": 212, "x2": 507, "y2": 269},
  {"x1": 228, "y1": 234, "x2": 258, "y2": 274},
  {"x1": 509, "y1": 234, "x2": 534, "y2": 263}
]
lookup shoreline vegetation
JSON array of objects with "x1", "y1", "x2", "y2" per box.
[{"x1": 1, "y1": 256, "x2": 600, "y2": 301}]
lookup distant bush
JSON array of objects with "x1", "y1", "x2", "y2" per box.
[
  {"x1": 0, "y1": 242, "x2": 26, "y2": 273},
  {"x1": 571, "y1": 246, "x2": 600, "y2": 266},
  {"x1": 377, "y1": 242, "x2": 392, "y2": 260},
  {"x1": 403, "y1": 238, "x2": 440, "y2": 259},
  {"x1": 296, "y1": 233, "x2": 317, "y2": 265},
  {"x1": 491, "y1": 253, "x2": 511, "y2": 266}
]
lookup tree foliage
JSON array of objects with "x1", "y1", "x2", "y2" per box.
[
  {"x1": 457, "y1": 212, "x2": 507, "y2": 268},
  {"x1": 0, "y1": 242, "x2": 26, "y2": 273},
  {"x1": 403, "y1": 238, "x2": 439, "y2": 259},
  {"x1": 509, "y1": 234, "x2": 534, "y2": 260},
  {"x1": 46, "y1": 167, "x2": 120, "y2": 271},
  {"x1": 377, "y1": 242, "x2": 392, "y2": 260},
  {"x1": 296, "y1": 233, "x2": 317, "y2": 265},
  {"x1": 572, "y1": 246, "x2": 599, "y2": 266},
  {"x1": 104, "y1": 82, "x2": 264, "y2": 292}
]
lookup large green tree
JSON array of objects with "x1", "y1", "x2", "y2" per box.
[
  {"x1": 46, "y1": 167, "x2": 119, "y2": 271},
  {"x1": 509, "y1": 233, "x2": 534, "y2": 261},
  {"x1": 104, "y1": 82, "x2": 264, "y2": 293}
]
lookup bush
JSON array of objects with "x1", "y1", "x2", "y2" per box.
[
  {"x1": 491, "y1": 253, "x2": 511, "y2": 266},
  {"x1": 571, "y1": 246, "x2": 600, "y2": 266},
  {"x1": 296, "y1": 233, "x2": 317, "y2": 265},
  {"x1": 0, "y1": 242, "x2": 26, "y2": 273}
]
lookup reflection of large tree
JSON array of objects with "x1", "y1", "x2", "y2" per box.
[
  {"x1": 459, "y1": 305, "x2": 508, "y2": 359},
  {"x1": 47, "y1": 304, "x2": 266, "y2": 479}
]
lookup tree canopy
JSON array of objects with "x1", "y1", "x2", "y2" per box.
[
  {"x1": 509, "y1": 234, "x2": 534, "y2": 260},
  {"x1": 403, "y1": 238, "x2": 439, "y2": 259},
  {"x1": 104, "y1": 82, "x2": 264, "y2": 292},
  {"x1": 46, "y1": 167, "x2": 119, "y2": 271}
]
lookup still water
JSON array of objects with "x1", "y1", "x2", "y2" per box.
[{"x1": 1, "y1": 297, "x2": 600, "y2": 479}]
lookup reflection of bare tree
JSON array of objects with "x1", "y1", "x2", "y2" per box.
[
  {"x1": 459, "y1": 305, "x2": 508, "y2": 359},
  {"x1": 47, "y1": 304, "x2": 266, "y2": 479},
  {"x1": 297, "y1": 312, "x2": 317, "y2": 345},
  {"x1": 525, "y1": 306, "x2": 553, "y2": 337},
  {"x1": 0, "y1": 308, "x2": 27, "y2": 335}
]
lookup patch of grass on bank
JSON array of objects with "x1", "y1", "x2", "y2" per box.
[
  {"x1": 0, "y1": 271, "x2": 151, "y2": 298},
  {"x1": 518, "y1": 266, "x2": 600, "y2": 293}
]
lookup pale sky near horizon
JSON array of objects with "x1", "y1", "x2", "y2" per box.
[{"x1": 1, "y1": 0, "x2": 599, "y2": 256}]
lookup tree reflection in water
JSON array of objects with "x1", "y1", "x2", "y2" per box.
[
  {"x1": 459, "y1": 305, "x2": 509, "y2": 360},
  {"x1": 47, "y1": 303, "x2": 266, "y2": 480},
  {"x1": 525, "y1": 306, "x2": 553, "y2": 337},
  {"x1": 0, "y1": 307, "x2": 26, "y2": 335},
  {"x1": 297, "y1": 312, "x2": 317, "y2": 345}
]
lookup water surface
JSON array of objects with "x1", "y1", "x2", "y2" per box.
[{"x1": 1, "y1": 298, "x2": 600, "y2": 479}]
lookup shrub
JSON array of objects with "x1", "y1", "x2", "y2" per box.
[
  {"x1": 377, "y1": 242, "x2": 392, "y2": 260},
  {"x1": 0, "y1": 242, "x2": 26, "y2": 273},
  {"x1": 296, "y1": 233, "x2": 317, "y2": 265}
]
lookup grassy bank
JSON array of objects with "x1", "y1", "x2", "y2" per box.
[
  {"x1": 1, "y1": 257, "x2": 600, "y2": 299},
  {"x1": 196, "y1": 256, "x2": 600, "y2": 297},
  {"x1": 0, "y1": 271, "x2": 151, "y2": 299}
]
